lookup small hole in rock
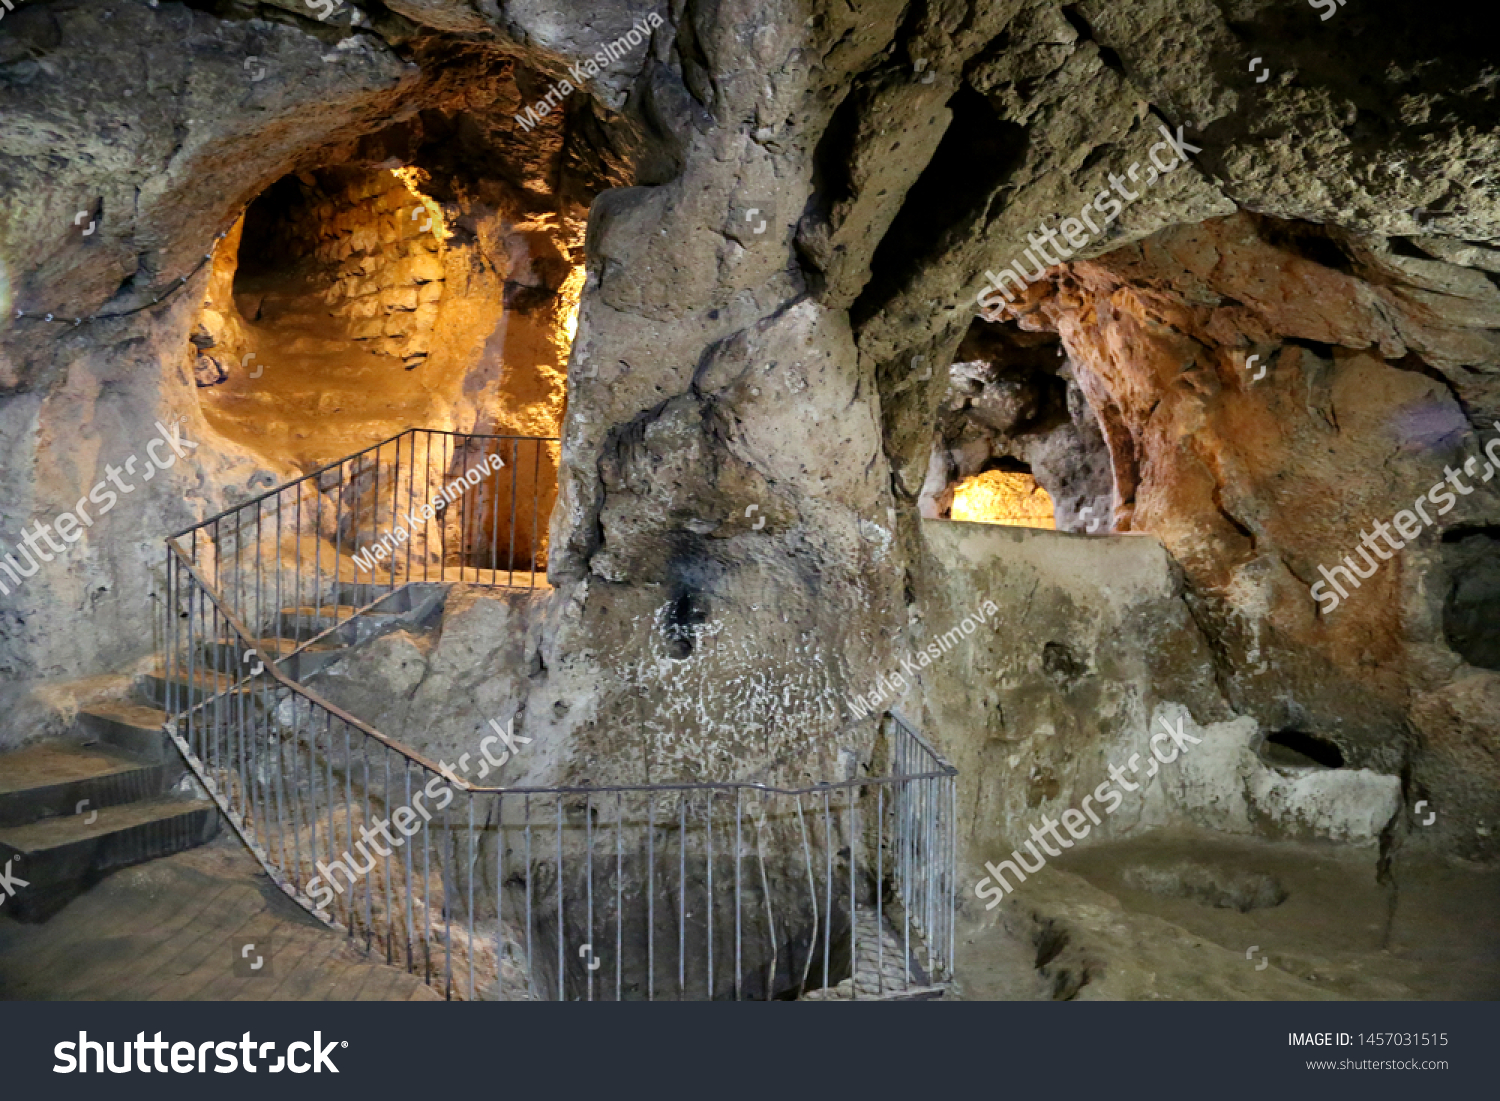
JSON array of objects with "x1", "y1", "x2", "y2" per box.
[{"x1": 1260, "y1": 729, "x2": 1344, "y2": 769}]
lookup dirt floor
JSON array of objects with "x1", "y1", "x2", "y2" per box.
[
  {"x1": 0, "y1": 833, "x2": 440, "y2": 1001},
  {"x1": 955, "y1": 828, "x2": 1500, "y2": 1000}
]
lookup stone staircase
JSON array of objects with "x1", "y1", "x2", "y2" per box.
[
  {"x1": 0, "y1": 706, "x2": 216, "y2": 923},
  {"x1": 0, "y1": 582, "x2": 445, "y2": 923}
]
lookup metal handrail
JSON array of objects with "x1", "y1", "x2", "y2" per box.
[
  {"x1": 170, "y1": 542, "x2": 954, "y2": 799},
  {"x1": 159, "y1": 429, "x2": 956, "y2": 1001}
]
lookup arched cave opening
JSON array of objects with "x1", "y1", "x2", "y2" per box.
[
  {"x1": 193, "y1": 157, "x2": 584, "y2": 472},
  {"x1": 181, "y1": 90, "x2": 616, "y2": 578},
  {"x1": 950, "y1": 457, "x2": 1056, "y2": 528},
  {"x1": 919, "y1": 316, "x2": 1114, "y2": 532}
]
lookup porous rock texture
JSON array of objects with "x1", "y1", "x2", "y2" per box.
[{"x1": 1, "y1": 0, "x2": 1498, "y2": 902}]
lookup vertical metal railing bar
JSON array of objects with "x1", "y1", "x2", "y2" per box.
[
  {"x1": 555, "y1": 795, "x2": 564, "y2": 1002},
  {"x1": 216, "y1": 602, "x2": 230, "y2": 828},
  {"x1": 297, "y1": 692, "x2": 311, "y2": 903},
  {"x1": 822, "y1": 789, "x2": 832, "y2": 995},
  {"x1": 522, "y1": 798, "x2": 534, "y2": 1002},
  {"x1": 949, "y1": 775, "x2": 957, "y2": 978},
  {"x1": 403, "y1": 760, "x2": 415, "y2": 975},
  {"x1": 314, "y1": 476, "x2": 324, "y2": 636},
  {"x1": 734, "y1": 787, "x2": 742, "y2": 1001},
  {"x1": 508, "y1": 439, "x2": 519, "y2": 588},
  {"x1": 902, "y1": 746, "x2": 911, "y2": 988},
  {"x1": 441, "y1": 800, "x2": 453, "y2": 1000},
  {"x1": 453, "y1": 438, "x2": 465, "y2": 585},
  {"x1": 916, "y1": 772, "x2": 925, "y2": 966},
  {"x1": 924, "y1": 774, "x2": 936, "y2": 966},
  {"x1": 217, "y1": 603, "x2": 229, "y2": 814},
  {"x1": 201, "y1": 582, "x2": 213, "y2": 781},
  {"x1": 190, "y1": 549, "x2": 198, "y2": 770},
  {"x1": 267, "y1": 648, "x2": 289, "y2": 876},
  {"x1": 926, "y1": 775, "x2": 934, "y2": 967},
  {"x1": 677, "y1": 797, "x2": 686, "y2": 1000},
  {"x1": 421, "y1": 758, "x2": 431, "y2": 983},
  {"x1": 166, "y1": 550, "x2": 176, "y2": 741},
  {"x1": 876, "y1": 784, "x2": 884, "y2": 997},
  {"x1": 422, "y1": 432, "x2": 432, "y2": 584},
  {"x1": 383, "y1": 438, "x2": 395, "y2": 594},
  {"x1": 243, "y1": 618, "x2": 261, "y2": 858},
  {"x1": 848, "y1": 783, "x2": 857, "y2": 1000},
  {"x1": 529, "y1": 439, "x2": 541, "y2": 589},
  {"x1": 296, "y1": 483, "x2": 308, "y2": 651},
  {"x1": 924, "y1": 774, "x2": 936, "y2": 972},
  {"x1": 764, "y1": 790, "x2": 779, "y2": 999},
  {"x1": 313, "y1": 710, "x2": 330, "y2": 926},
  {"x1": 225, "y1": 604, "x2": 238, "y2": 841},
  {"x1": 333, "y1": 460, "x2": 344, "y2": 613},
  {"x1": 274, "y1": 497, "x2": 283, "y2": 651},
  {"x1": 585, "y1": 792, "x2": 594, "y2": 1002},
  {"x1": 488, "y1": 438, "x2": 499, "y2": 580},
  {"x1": 524, "y1": 792, "x2": 534, "y2": 1000},
  {"x1": 286, "y1": 679, "x2": 303, "y2": 904},
  {"x1": 253, "y1": 502, "x2": 267, "y2": 862},
  {"x1": 442, "y1": 434, "x2": 451, "y2": 585},
  {"x1": 255, "y1": 579, "x2": 270, "y2": 870},
  {"x1": 646, "y1": 794, "x2": 654, "y2": 1002},
  {"x1": 386, "y1": 749, "x2": 397, "y2": 966},
  {"x1": 794, "y1": 794, "x2": 816, "y2": 998},
  {"x1": 499, "y1": 438, "x2": 513, "y2": 585},
  {"x1": 462, "y1": 438, "x2": 475, "y2": 586},
  {"x1": 342, "y1": 722, "x2": 354, "y2": 941},
  {"x1": 361, "y1": 740, "x2": 374, "y2": 954},
  {"x1": 253, "y1": 501, "x2": 264, "y2": 671},
  {"x1": 191, "y1": 567, "x2": 201, "y2": 763},
  {"x1": 614, "y1": 790, "x2": 623, "y2": 1002},
  {"x1": 705, "y1": 792, "x2": 714, "y2": 1000},
  {"x1": 466, "y1": 792, "x2": 475, "y2": 1001},
  {"x1": 496, "y1": 792, "x2": 505, "y2": 1001},
  {"x1": 406, "y1": 431, "x2": 417, "y2": 587}
]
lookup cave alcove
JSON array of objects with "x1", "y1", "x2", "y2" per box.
[{"x1": 920, "y1": 316, "x2": 1114, "y2": 532}]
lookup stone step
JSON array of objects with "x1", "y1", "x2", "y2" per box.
[
  {"x1": 75, "y1": 700, "x2": 172, "y2": 763},
  {"x1": 134, "y1": 667, "x2": 266, "y2": 711},
  {"x1": 0, "y1": 742, "x2": 171, "y2": 828},
  {"x1": 333, "y1": 582, "x2": 416, "y2": 612},
  {"x1": 0, "y1": 796, "x2": 219, "y2": 922},
  {"x1": 273, "y1": 605, "x2": 402, "y2": 648},
  {"x1": 197, "y1": 636, "x2": 347, "y2": 681}
]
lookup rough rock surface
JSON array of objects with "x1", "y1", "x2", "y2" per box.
[{"x1": 2, "y1": 0, "x2": 1499, "y2": 899}]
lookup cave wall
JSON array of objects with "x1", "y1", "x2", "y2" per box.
[
  {"x1": 1, "y1": 0, "x2": 1498, "y2": 860},
  {"x1": 917, "y1": 519, "x2": 1228, "y2": 854},
  {"x1": 989, "y1": 212, "x2": 1500, "y2": 858},
  {"x1": 0, "y1": 0, "x2": 610, "y2": 745}
]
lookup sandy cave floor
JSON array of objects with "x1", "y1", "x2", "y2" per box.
[{"x1": 954, "y1": 828, "x2": 1500, "y2": 1001}]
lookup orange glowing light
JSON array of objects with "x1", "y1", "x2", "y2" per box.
[{"x1": 950, "y1": 470, "x2": 1056, "y2": 528}]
